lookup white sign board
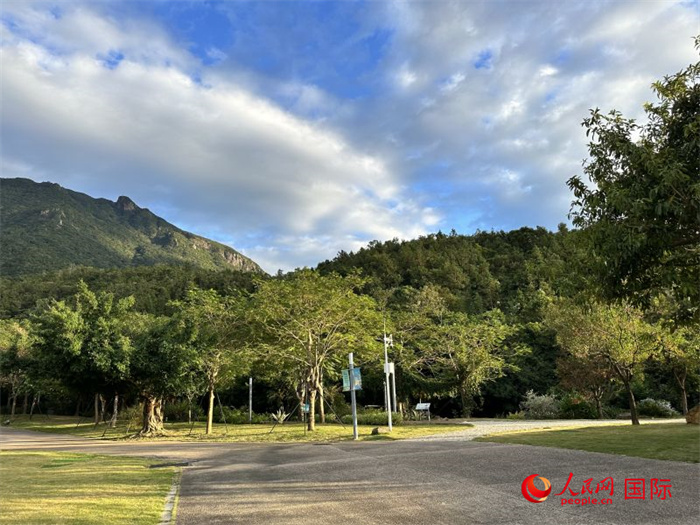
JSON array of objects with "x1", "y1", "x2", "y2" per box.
[{"x1": 415, "y1": 403, "x2": 431, "y2": 411}]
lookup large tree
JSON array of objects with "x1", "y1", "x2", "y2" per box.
[
  {"x1": 33, "y1": 281, "x2": 134, "y2": 424},
  {"x1": 549, "y1": 301, "x2": 657, "y2": 425},
  {"x1": 568, "y1": 38, "x2": 700, "y2": 320},
  {"x1": 169, "y1": 289, "x2": 250, "y2": 434},
  {"x1": 250, "y1": 270, "x2": 379, "y2": 431},
  {"x1": 429, "y1": 310, "x2": 518, "y2": 417}
]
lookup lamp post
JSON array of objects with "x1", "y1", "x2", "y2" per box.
[
  {"x1": 248, "y1": 377, "x2": 252, "y2": 423},
  {"x1": 383, "y1": 320, "x2": 393, "y2": 431}
]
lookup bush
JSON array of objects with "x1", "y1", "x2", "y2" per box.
[
  {"x1": 637, "y1": 398, "x2": 679, "y2": 418},
  {"x1": 213, "y1": 406, "x2": 269, "y2": 424},
  {"x1": 520, "y1": 391, "x2": 561, "y2": 419},
  {"x1": 121, "y1": 405, "x2": 143, "y2": 428},
  {"x1": 506, "y1": 411, "x2": 525, "y2": 420},
  {"x1": 163, "y1": 400, "x2": 203, "y2": 423},
  {"x1": 340, "y1": 408, "x2": 403, "y2": 426},
  {"x1": 559, "y1": 394, "x2": 598, "y2": 419}
]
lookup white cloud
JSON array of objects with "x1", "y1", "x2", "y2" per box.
[{"x1": 0, "y1": 3, "x2": 436, "y2": 272}]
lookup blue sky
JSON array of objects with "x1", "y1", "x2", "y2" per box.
[{"x1": 1, "y1": 1, "x2": 698, "y2": 272}]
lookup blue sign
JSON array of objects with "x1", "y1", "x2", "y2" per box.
[{"x1": 342, "y1": 368, "x2": 362, "y2": 391}]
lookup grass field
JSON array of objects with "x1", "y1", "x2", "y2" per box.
[
  {"x1": 477, "y1": 423, "x2": 700, "y2": 463},
  {"x1": 0, "y1": 451, "x2": 176, "y2": 525},
  {"x1": 4, "y1": 415, "x2": 471, "y2": 442}
]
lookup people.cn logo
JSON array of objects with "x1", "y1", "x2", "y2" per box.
[{"x1": 522, "y1": 474, "x2": 552, "y2": 503}]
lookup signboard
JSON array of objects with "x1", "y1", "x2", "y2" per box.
[
  {"x1": 302, "y1": 403, "x2": 310, "y2": 413},
  {"x1": 384, "y1": 362, "x2": 395, "y2": 374},
  {"x1": 342, "y1": 367, "x2": 362, "y2": 392},
  {"x1": 415, "y1": 403, "x2": 431, "y2": 411}
]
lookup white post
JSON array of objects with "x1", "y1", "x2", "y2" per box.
[
  {"x1": 383, "y1": 320, "x2": 393, "y2": 432},
  {"x1": 390, "y1": 364, "x2": 397, "y2": 413},
  {"x1": 248, "y1": 377, "x2": 253, "y2": 423},
  {"x1": 349, "y1": 353, "x2": 358, "y2": 440}
]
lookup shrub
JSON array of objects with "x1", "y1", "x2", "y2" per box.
[
  {"x1": 341, "y1": 408, "x2": 403, "y2": 426},
  {"x1": 213, "y1": 406, "x2": 269, "y2": 424},
  {"x1": 506, "y1": 411, "x2": 526, "y2": 420},
  {"x1": 559, "y1": 394, "x2": 597, "y2": 419},
  {"x1": 637, "y1": 398, "x2": 679, "y2": 418},
  {"x1": 121, "y1": 405, "x2": 143, "y2": 429},
  {"x1": 520, "y1": 390, "x2": 561, "y2": 419},
  {"x1": 163, "y1": 400, "x2": 203, "y2": 423}
]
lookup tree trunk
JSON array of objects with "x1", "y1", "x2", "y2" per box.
[
  {"x1": 22, "y1": 393, "x2": 29, "y2": 415},
  {"x1": 94, "y1": 393, "x2": 100, "y2": 424},
  {"x1": 307, "y1": 389, "x2": 316, "y2": 431},
  {"x1": 319, "y1": 385, "x2": 326, "y2": 424},
  {"x1": 10, "y1": 386, "x2": 17, "y2": 418},
  {"x1": 594, "y1": 395, "x2": 603, "y2": 419},
  {"x1": 109, "y1": 393, "x2": 119, "y2": 428},
  {"x1": 100, "y1": 395, "x2": 107, "y2": 423},
  {"x1": 29, "y1": 394, "x2": 38, "y2": 420},
  {"x1": 673, "y1": 369, "x2": 688, "y2": 415},
  {"x1": 206, "y1": 384, "x2": 215, "y2": 435},
  {"x1": 459, "y1": 384, "x2": 472, "y2": 418},
  {"x1": 140, "y1": 396, "x2": 164, "y2": 435},
  {"x1": 625, "y1": 382, "x2": 640, "y2": 425},
  {"x1": 74, "y1": 397, "x2": 81, "y2": 417}
]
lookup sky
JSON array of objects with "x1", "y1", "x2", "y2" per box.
[{"x1": 1, "y1": 1, "x2": 698, "y2": 273}]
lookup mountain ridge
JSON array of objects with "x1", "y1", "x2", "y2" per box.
[{"x1": 0, "y1": 178, "x2": 263, "y2": 277}]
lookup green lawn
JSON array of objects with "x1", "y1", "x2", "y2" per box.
[
  {"x1": 0, "y1": 451, "x2": 176, "y2": 525},
  {"x1": 4, "y1": 415, "x2": 471, "y2": 442},
  {"x1": 477, "y1": 423, "x2": 700, "y2": 463}
]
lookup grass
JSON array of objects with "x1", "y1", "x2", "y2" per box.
[
  {"x1": 477, "y1": 422, "x2": 700, "y2": 463},
  {"x1": 4, "y1": 415, "x2": 471, "y2": 443},
  {"x1": 0, "y1": 451, "x2": 176, "y2": 525}
]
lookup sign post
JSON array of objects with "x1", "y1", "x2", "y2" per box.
[
  {"x1": 349, "y1": 353, "x2": 359, "y2": 440},
  {"x1": 383, "y1": 322, "x2": 393, "y2": 431}
]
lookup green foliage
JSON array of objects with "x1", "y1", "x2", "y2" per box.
[
  {"x1": 162, "y1": 400, "x2": 204, "y2": 423},
  {"x1": 0, "y1": 177, "x2": 262, "y2": 278},
  {"x1": 559, "y1": 394, "x2": 598, "y2": 419},
  {"x1": 637, "y1": 398, "x2": 679, "y2": 418},
  {"x1": 0, "y1": 264, "x2": 259, "y2": 318},
  {"x1": 520, "y1": 390, "x2": 561, "y2": 419},
  {"x1": 567, "y1": 39, "x2": 700, "y2": 319},
  {"x1": 212, "y1": 406, "x2": 268, "y2": 424},
  {"x1": 341, "y1": 408, "x2": 403, "y2": 426}
]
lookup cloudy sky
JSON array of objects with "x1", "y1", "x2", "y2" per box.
[{"x1": 1, "y1": 1, "x2": 697, "y2": 272}]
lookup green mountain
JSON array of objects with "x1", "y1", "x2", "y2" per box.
[{"x1": 0, "y1": 178, "x2": 263, "y2": 277}]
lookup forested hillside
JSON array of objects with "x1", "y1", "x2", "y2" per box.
[{"x1": 0, "y1": 178, "x2": 262, "y2": 276}]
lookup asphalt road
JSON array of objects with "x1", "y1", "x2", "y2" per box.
[{"x1": 2, "y1": 427, "x2": 698, "y2": 525}]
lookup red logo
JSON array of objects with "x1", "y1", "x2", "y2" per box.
[{"x1": 522, "y1": 474, "x2": 552, "y2": 503}]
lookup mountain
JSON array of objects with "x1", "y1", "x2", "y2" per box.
[{"x1": 0, "y1": 178, "x2": 263, "y2": 277}]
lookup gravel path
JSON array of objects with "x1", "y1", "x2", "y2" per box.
[{"x1": 413, "y1": 417, "x2": 686, "y2": 441}]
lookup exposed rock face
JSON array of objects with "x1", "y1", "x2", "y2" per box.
[
  {"x1": 686, "y1": 405, "x2": 700, "y2": 425},
  {"x1": 116, "y1": 195, "x2": 138, "y2": 212}
]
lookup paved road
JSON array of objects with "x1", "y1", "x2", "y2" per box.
[{"x1": 2, "y1": 425, "x2": 698, "y2": 525}]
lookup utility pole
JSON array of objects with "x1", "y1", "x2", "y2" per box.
[
  {"x1": 248, "y1": 377, "x2": 253, "y2": 423},
  {"x1": 390, "y1": 363, "x2": 397, "y2": 413},
  {"x1": 383, "y1": 319, "x2": 393, "y2": 431},
  {"x1": 349, "y1": 353, "x2": 358, "y2": 440}
]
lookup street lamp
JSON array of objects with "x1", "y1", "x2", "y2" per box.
[{"x1": 383, "y1": 321, "x2": 393, "y2": 431}]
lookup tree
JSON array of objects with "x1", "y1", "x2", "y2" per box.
[
  {"x1": 568, "y1": 38, "x2": 700, "y2": 320},
  {"x1": 654, "y1": 324, "x2": 700, "y2": 415},
  {"x1": 429, "y1": 310, "x2": 518, "y2": 417},
  {"x1": 557, "y1": 354, "x2": 616, "y2": 419},
  {"x1": 250, "y1": 270, "x2": 379, "y2": 431},
  {"x1": 549, "y1": 301, "x2": 657, "y2": 424},
  {"x1": 33, "y1": 281, "x2": 134, "y2": 424},
  {"x1": 0, "y1": 319, "x2": 35, "y2": 418},
  {"x1": 169, "y1": 289, "x2": 250, "y2": 434},
  {"x1": 130, "y1": 314, "x2": 198, "y2": 435}
]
